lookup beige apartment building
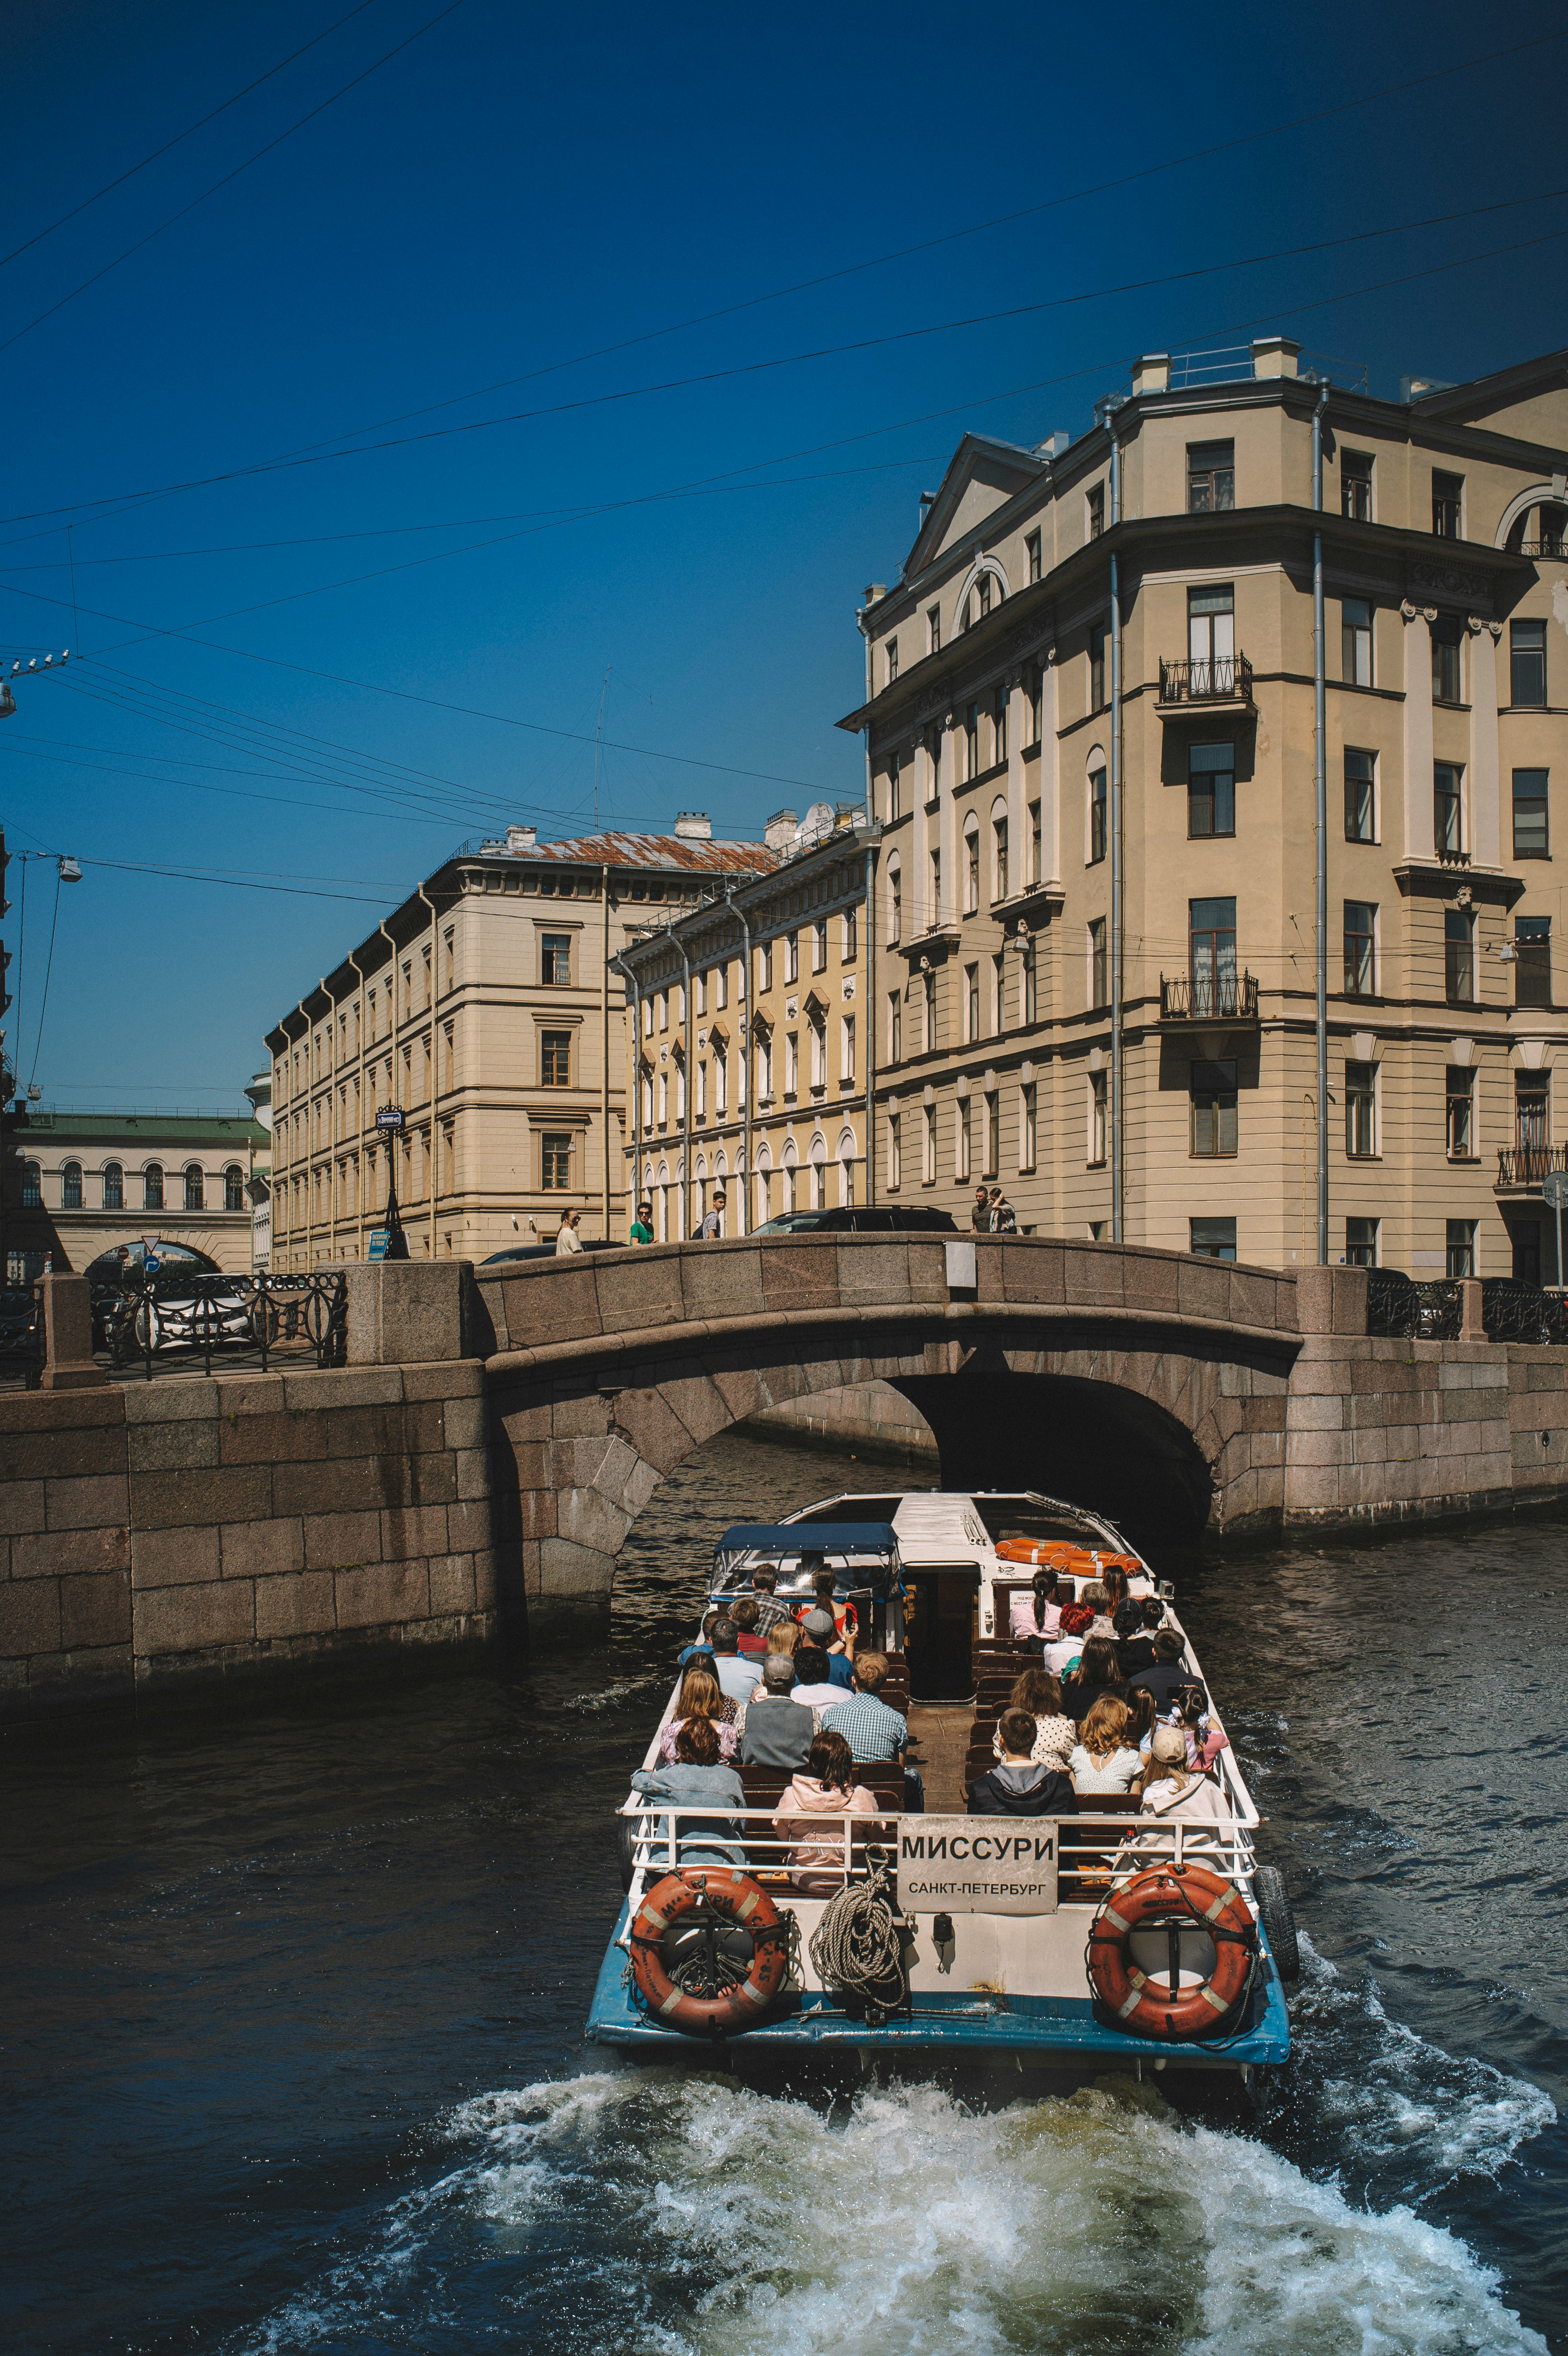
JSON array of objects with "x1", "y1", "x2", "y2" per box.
[
  {"x1": 614, "y1": 811, "x2": 874, "y2": 1236},
  {"x1": 840, "y1": 338, "x2": 1568, "y2": 1279},
  {"x1": 264, "y1": 817, "x2": 771, "y2": 1269}
]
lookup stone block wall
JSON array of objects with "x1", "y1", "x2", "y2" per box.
[{"x1": 0, "y1": 1360, "x2": 497, "y2": 1710}]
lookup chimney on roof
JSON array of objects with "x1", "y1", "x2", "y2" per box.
[
  {"x1": 863, "y1": 582, "x2": 887, "y2": 606},
  {"x1": 764, "y1": 808, "x2": 798, "y2": 851},
  {"x1": 1400, "y1": 373, "x2": 1454, "y2": 402},
  {"x1": 1034, "y1": 430, "x2": 1069, "y2": 459},
  {"x1": 505, "y1": 824, "x2": 537, "y2": 853},
  {"x1": 674, "y1": 811, "x2": 711, "y2": 840},
  {"x1": 1250, "y1": 336, "x2": 1300, "y2": 380},
  {"x1": 1132, "y1": 353, "x2": 1170, "y2": 396}
]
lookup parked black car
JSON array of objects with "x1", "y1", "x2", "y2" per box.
[
  {"x1": 479, "y1": 1240, "x2": 622, "y2": 1265},
  {"x1": 753, "y1": 1206, "x2": 959, "y2": 1235}
]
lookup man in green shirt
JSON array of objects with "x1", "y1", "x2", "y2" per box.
[{"x1": 629, "y1": 1200, "x2": 655, "y2": 1246}]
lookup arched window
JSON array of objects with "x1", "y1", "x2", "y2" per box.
[
  {"x1": 103, "y1": 1163, "x2": 124, "y2": 1211},
  {"x1": 964, "y1": 818, "x2": 981, "y2": 913},
  {"x1": 992, "y1": 796, "x2": 1010, "y2": 902},
  {"x1": 887, "y1": 857, "x2": 902, "y2": 947},
  {"x1": 22, "y1": 1161, "x2": 41, "y2": 1207},
  {"x1": 185, "y1": 1165, "x2": 205, "y2": 1211},
  {"x1": 223, "y1": 1164, "x2": 245, "y2": 1211},
  {"x1": 144, "y1": 1163, "x2": 164, "y2": 1211},
  {"x1": 61, "y1": 1161, "x2": 83, "y2": 1209}
]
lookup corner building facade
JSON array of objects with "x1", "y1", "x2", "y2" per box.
[{"x1": 842, "y1": 338, "x2": 1568, "y2": 1277}]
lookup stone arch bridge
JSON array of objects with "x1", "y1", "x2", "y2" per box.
[{"x1": 475, "y1": 1236, "x2": 1318, "y2": 1623}]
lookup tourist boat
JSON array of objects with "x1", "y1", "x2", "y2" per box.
[{"x1": 585, "y1": 1490, "x2": 1295, "y2": 2078}]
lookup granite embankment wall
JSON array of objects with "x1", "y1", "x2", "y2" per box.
[{"x1": 745, "y1": 1380, "x2": 941, "y2": 1465}]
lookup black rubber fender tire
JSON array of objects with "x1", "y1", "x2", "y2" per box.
[
  {"x1": 1254, "y1": 1864, "x2": 1300, "y2": 1981},
  {"x1": 617, "y1": 1815, "x2": 639, "y2": 1894}
]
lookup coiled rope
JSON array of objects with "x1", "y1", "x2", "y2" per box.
[{"x1": 808, "y1": 1857, "x2": 908, "y2": 2026}]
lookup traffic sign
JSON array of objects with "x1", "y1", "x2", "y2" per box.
[
  {"x1": 141, "y1": 1233, "x2": 161, "y2": 1252},
  {"x1": 375, "y1": 1106, "x2": 405, "y2": 1133},
  {"x1": 142, "y1": 1254, "x2": 161, "y2": 1275},
  {"x1": 366, "y1": 1228, "x2": 390, "y2": 1260},
  {"x1": 1544, "y1": 1172, "x2": 1568, "y2": 1210}
]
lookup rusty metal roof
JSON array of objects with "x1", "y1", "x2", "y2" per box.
[{"x1": 450, "y1": 830, "x2": 776, "y2": 875}]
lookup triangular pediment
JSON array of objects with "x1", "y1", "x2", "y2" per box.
[{"x1": 907, "y1": 433, "x2": 1045, "y2": 574}]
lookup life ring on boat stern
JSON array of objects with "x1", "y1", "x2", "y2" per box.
[
  {"x1": 628, "y1": 1868, "x2": 791, "y2": 2038},
  {"x1": 1086, "y1": 1865, "x2": 1258, "y2": 2040}
]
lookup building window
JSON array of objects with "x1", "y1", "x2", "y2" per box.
[
  {"x1": 1190, "y1": 896, "x2": 1237, "y2": 1014},
  {"x1": 1516, "y1": 916, "x2": 1552, "y2": 1009},
  {"x1": 1190, "y1": 1217, "x2": 1237, "y2": 1262},
  {"x1": 1030, "y1": 800, "x2": 1041, "y2": 885},
  {"x1": 927, "y1": 604, "x2": 941, "y2": 655},
  {"x1": 841, "y1": 1015, "x2": 855, "y2": 1084},
  {"x1": 888, "y1": 863, "x2": 902, "y2": 946},
  {"x1": 1345, "y1": 1217, "x2": 1379, "y2": 1268},
  {"x1": 1445, "y1": 909, "x2": 1475, "y2": 1004},
  {"x1": 1188, "y1": 742, "x2": 1235, "y2": 838},
  {"x1": 886, "y1": 753, "x2": 901, "y2": 824},
  {"x1": 1087, "y1": 483, "x2": 1105, "y2": 540},
  {"x1": 1345, "y1": 749, "x2": 1376, "y2": 842},
  {"x1": 1447, "y1": 1218, "x2": 1476, "y2": 1278},
  {"x1": 886, "y1": 637, "x2": 898, "y2": 686},
  {"x1": 1342, "y1": 597, "x2": 1373, "y2": 687},
  {"x1": 1340, "y1": 450, "x2": 1373, "y2": 522},
  {"x1": 922, "y1": 970, "x2": 936, "y2": 1053},
  {"x1": 1089, "y1": 766, "x2": 1107, "y2": 864},
  {"x1": 926, "y1": 724, "x2": 942, "y2": 797},
  {"x1": 923, "y1": 1103, "x2": 937, "y2": 1184},
  {"x1": 1434, "y1": 761, "x2": 1464, "y2": 855},
  {"x1": 1089, "y1": 918, "x2": 1108, "y2": 1009},
  {"x1": 993, "y1": 683, "x2": 1008, "y2": 767},
  {"x1": 1344, "y1": 901, "x2": 1377, "y2": 997},
  {"x1": 1190, "y1": 1058, "x2": 1238, "y2": 1157},
  {"x1": 541, "y1": 1030, "x2": 572, "y2": 1085},
  {"x1": 1187, "y1": 440, "x2": 1234, "y2": 513},
  {"x1": 956, "y1": 1098, "x2": 971, "y2": 1181},
  {"x1": 1446, "y1": 1066, "x2": 1475, "y2": 1159},
  {"x1": 1023, "y1": 941, "x2": 1037, "y2": 1025},
  {"x1": 144, "y1": 1163, "x2": 163, "y2": 1211},
  {"x1": 813, "y1": 920, "x2": 827, "y2": 972},
  {"x1": 1089, "y1": 624, "x2": 1107, "y2": 711},
  {"x1": 784, "y1": 932, "x2": 799, "y2": 984},
  {"x1": 1020, "y1": 1083, "x2": 1037, "y2": 1170},
  {"x1": 541, "y1": 1133, "x2": 572, "y2": 1190},
  {"x1": 843, "y1": 907, "x2": 858, "y2": 961},
  {"x1": 21, "y1": 1160, "x2": 41, "y2": 1208},
  {"x1": 1089, "y1": 1070, "x2": 1107, "y2": 1166},
  {"x1": 991, "y1": 951, "x2": 1006, "y2": 1034},
  {"x1": 1431, "y1": 615, "x2": 1463, "y2": 704},
  {"x1": 984, "y1": 1090, "x2": 1000, "y2": 1177},
  {"x1": 541, "y1": 931, "x2": 571, "y2": 985},
  {"x1": 103, "y1": 1161, "x2": 124, "y2": 1210},
  {"x1": 965, "y1": 963, "x2": 980, "y2": 1042},
  {"x1": 695, "y1": 972, "x2": 708, "y2": 1017},
  {"x1": 61, "y1": 1161, "x2": 83, "y2": 1209},
  {"x1": 1026, "y1": 663, "x2": 1043, "y2": 747},
  {"x1": 1513, "y1": 768, "x2": 1549, "y2": 858},
  {"x1": 965, "y1": 824, "x2": 980, "y2": 914},
  {"x1": 1345, "y1": 1061, "x2": 1376, "y2": 1158},
  {"x1": 1187, "y1": 584, "x2": 1235, "y2": 692},
  {"x1": 224, "y1": 1164, "x2": 245, "y2": 1211},
  {"x1": 1026, "y1": 529, "x2": 1042, "y2": 583},
  {"x1": 963, "y1": 701, "x2": 980, "y2": 779},
  {"x1": 1432, "y1": 469, "x2": 1463, "y2": 539},
  {"x1": 1511, "y1": 619, "x2": 1547, "y2": 709},
  {"x1": 930, "y1": 848, "x2": 942, "y2": 925},
  {"x1": 888, "y1": 1111, "x2": 901, "y2": 1191},
  {"x1": 888, "y1": 989, "x2": 901, "y2": 1064},
  {"x1": 993, "y1": 813, "x2": 1009, "y2": 902},
  {"x1": 185, "y1": 1165, "x2": 205, "y2": 1211},
  {"x1": 1516, "y1": 1076, "x2": 1549, "y2": 1158}
]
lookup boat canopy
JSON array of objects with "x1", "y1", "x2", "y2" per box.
[{"x1": 710, "y1": 1521, "x2": 902, "y2": 1598}]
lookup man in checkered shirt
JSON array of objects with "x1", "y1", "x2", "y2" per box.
[
  {"x1": 822, "y1": 1650, "x2": 924, "y2": 1810},
  {"x1": 743, "y1": 1566, "x2": 792, "y2": 1639}
]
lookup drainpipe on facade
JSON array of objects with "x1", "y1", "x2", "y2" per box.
[
  {"x1": 416, "y1": 884, "x2": 438, "y2": 1262},
  {"x1": 1109, "y1": 419, "x2": 1125, "y2": 1245},
  {"x1": 865, "y1": 830, "x2": 878, "y2": 1206},
  {"x1": 1312, "y1": 379, "x2": 1330, "y2": 1265},
  {"x1": 379, "y1": 918, "x2": 399, "y2": 1243},
  {"x1": 601, "y1": 862, "x2": 612, "y2": 1240},
  {"x1": 317, "y1": 978, "x2": 330, "y2": 1263},
  {"x1": 678, "y1": 934, "x2": 694, "y2": 1236},
  {"x1": 347, "y1": 948, "x2": 368, "y2": 1262},
  {"x1": 625, "y1": 969, "x2": 643, "y2": 1213},
  {"x1": 736, "y1": 892, "x2": 754, "y2": 1235},
  {"x1": 293, "y1": 995, "x2": 309, "y2": 1271}
]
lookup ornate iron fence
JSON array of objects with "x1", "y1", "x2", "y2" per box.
[
  {"x1": 1159, "y1": 971, "x2": 1260, "y2": 1021},
  {"x1": 1496, "y1": 1144, "x2": 1568, "y2": 1189},
  {"x1": 1481, "y1": 1278, "x2": 1568, "y2": 1345},
  {"x1": 93, "y1": 1269, "x2": 348, "y2": 1380},
  {"x1": 1157, "y1": 652, "x2": 1254, "y2": 706}
]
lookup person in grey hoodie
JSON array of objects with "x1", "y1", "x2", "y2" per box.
[
  {"x1": 969, "y1": 1710, "x2": 1079, "y2": 1817},
  {"x1": 630, "y1": 1718, "x2": 748, "y2": 1864}
]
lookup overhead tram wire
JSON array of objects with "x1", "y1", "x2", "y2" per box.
[
  {"x1": 0, "y1": 738, "x2": 511, "y2": 835},
  {"x1": 0, "y1": 0, "x2": 469, "y2": 357},
  {"x1": 2, "y1": 21, "x2": 1561, "y2": 535},
  {"x1": 0, "y1": 0, "x2": 384, "y2": 272}
]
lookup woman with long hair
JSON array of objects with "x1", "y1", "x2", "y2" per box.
[
  {"x1": 772, "y1": 1728, "x2": 877, "y2": 1892},
  {"x1": 991, "y1": 1664, "x2": 1075, "y2": 1769},
  {"x1": 1099, "y1": 1564, "x2": 1131, "y2": 1614},
  {"x1": 765, "y1": 1617, "x2": 803, "y2": 1658},
  {"x1": 1009, "y1": 1568, "x2": 1062, "y2": 1644},
  {"x1": 656, "y1": 1663, "x2": 740, "y2": 1761},
  {"x1": 1069, "y1": 1694, "x2": 1143, "y2": 1795},
  {"x1": 1062, "y1": 1635, "x2": 1127, "y2": 1723}
]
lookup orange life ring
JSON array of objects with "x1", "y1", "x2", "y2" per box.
[
  {"x1": 1086, "y1": 1864, "x2": 1257, "y2": 2039},
  {"x1": 996, "y1": 1540, "x2": 1088, "y2": 1572},
  {"x1": 629, "y1": 1867, "x2": 791, "y2": 2038}
]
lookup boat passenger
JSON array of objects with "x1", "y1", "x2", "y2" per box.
[
  {"x1": 1100, "y1": 1566, "x2": 1131, "y2": 1614},
  {"x1": 1045, "y1": 1602, "x2": 1094, "y2": 1679},
  {"x1": 677, "y1": 1609, "x2": 723, "y2": 1671},
  {"x1": 1113, "y1": 1725, "x2": 1231, "y2": 1867},
  {"x1": 1069, "y1": 1695, "x2": 1144, "y2": 1796},
  {"x1": 1126, "y1": 1632, "x2": 1199, "y2": 1711},
  {"x1": 1009, "y1": 1569, "x2": 1062, "y2": 1645},
  {"x1": 709, "y1": 1618, "x2": 763, "y2": 1703},
  {"x1": 799, "y1": 1610, "x2": 854, "y2": 1687},
  {"x1": 772, "y1": 1730, "x2": 878, "y2": 1891},
  {"x1": 788, "y1": 1645, "x2": 845, "y2": 1710},
  {"x1": 656, "y1": 1666, "x2": 740, "y2": 1763},
  {"x1": 1122, "y1": 1686, "x2": 1157, "y2": 1760},
  {"x1": 732, "y1": 1597, "x2": 768, "y2": 1656},
  {"x1": 735, "y1": 1653, "x2": 821, "y2": 1767},
  {"x1": 631, "y1": 1718, "x2": 748, "y2": 1865},
  {"x1": 795, "y1": 1570, "x2": 858, "y2": 1651},
  {"x1": 969, "y1": 1711, "x2": 1078, "y2": 1817},
  {"x1": 1078, "y1": 1582, "x2": 1117, "y2": 1641},
  {"x1": 764, "y1": 1617, "x2": 803, "y2": 1658},
  {"x1": 821, "y1": 1650, "x2": 924, "y2": 1809},
  {"x1": 747, "y1": 1566, "x2": 792, "y2": 1639},
  {"x1": 1170, "y1": 1683, "x2": 1228, "y2": 1771},
  {"x1": 1062, "y1": 1636, "x2": 1128, "y2": 1723},
  {"x1": 1114, "y1": 1599, "x2": 1158, "y2": 1678},
  {"x1": 990, "y1": 1667, "x2": 1075, "y2": 1769}
]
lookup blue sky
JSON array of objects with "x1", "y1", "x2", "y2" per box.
[{"x1": 2, "y1": 0, "x2": 1566, "y2": 1106}]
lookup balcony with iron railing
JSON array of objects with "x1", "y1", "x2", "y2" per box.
[
  {"x1": 1156, "y1": 653, "x2": 1254, "y2": 712},
  {"x1": 1496, "y1": 1142, "x2": 1568, "y2": 1192},
  {"x1": 1159, "y1": 971, "x2": 1260, "y2": 1023}
]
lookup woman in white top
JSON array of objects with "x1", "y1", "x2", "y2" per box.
[
  {"x1": 555, "y1": 1209, "x2": 584, "y2": 1254},
  {"x1": 989, "y1": 1666, "x2": 1075, "y2": 1769},
  {"x1": 1069, "y1": 1694, "x2": 1143, "y2": 1795},
  {"x1": 1114, "y1": 1725, "x2": 1231, "y2": 1868}
]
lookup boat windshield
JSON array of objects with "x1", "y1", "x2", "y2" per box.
[{"x1": 709, "y1": 1519, "x2": 901, "y2": 1599}]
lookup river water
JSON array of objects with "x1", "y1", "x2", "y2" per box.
[{"x1": 3, "y1": 1429, "x2": 1565, "y2": 2355}]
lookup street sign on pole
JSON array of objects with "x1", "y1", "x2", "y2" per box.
[{"x1": 375, "y1": 1106, "x2": 405, "y2": 1134}]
